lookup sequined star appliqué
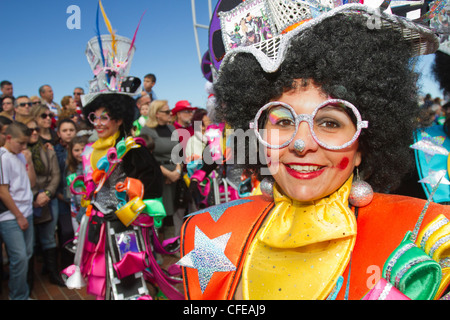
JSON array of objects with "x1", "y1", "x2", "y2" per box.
[
  {"x1": 419, "y1": 169, "x2": 450, "y2": 188},
  {"x1": 177, "y1": 226, "x2": 236, "y2": 293},
  {"x1": 186, "y1": 198, "x2": 252, "y2": 222},
  {"x1": 410, "y1": 132, "x2": 448, "y2": 162}
]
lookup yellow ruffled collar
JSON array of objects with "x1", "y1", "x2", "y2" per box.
[
  {"x1": 260, "y1": 176, "x2": 357, "y2": 249},
  {"x1": 242, "y1": 176, "x2": 357, "y2": 300},
  {"x1": 90, "y1": 131, "x2": 120, "y2": 170}
]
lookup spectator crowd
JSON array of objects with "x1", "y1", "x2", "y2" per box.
[{"x1": 0, "y1": 73, "x2": 215, "y2": 300}]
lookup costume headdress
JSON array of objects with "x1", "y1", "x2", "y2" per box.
[
  {"x1": 431, "y1": 0, "x2": 450, "y2": 56},
  {"x1": 81, "y1": 0, "x2": 145, "y2": 106},
  {"x1": 207, "y1": 0, "x2": 448, "y2": 78}
]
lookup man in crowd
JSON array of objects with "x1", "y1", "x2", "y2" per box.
[
  {"x1": 172, "y1": 100, "x2": 197, "y2": 154},
  {"x1": 73, "y1": 87, "x2": 84, "y2": 113},
  {"x1": 39, "y1": 85, "x2": 61, "y2": 119},
  {"x1": 14, "y1": 96, "x2": 33, "y2": 123},
  {"x1": 0, "y1": 81, "x2": 13, "y2": 99}
]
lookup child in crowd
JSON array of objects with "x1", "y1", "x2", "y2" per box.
[
  {"x1": 66, "y1": 135, "x2": 88, "y2": 232},
  {"x1": 132, "y1": 103, "x2": 150, "y2": 136},
  {"x1": 0, "y1": 122, "x2": 35, "y2": 299},
  {"x1": 54, "y1": 118, "x2": 77, "y2": 269}
]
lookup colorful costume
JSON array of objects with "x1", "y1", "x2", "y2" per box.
[
  {"x1": 62, "y1": 133, "x2": 180, "y2": 300},
  {"x1": 187, "y1": 123, "x2": 240, "y2": 208},
  {"x1": 61, "y1": 2, "x2": 183, "y2": 300},
  {"x1": 179, "y1": 180, "x2": 450, "y2": 300}
]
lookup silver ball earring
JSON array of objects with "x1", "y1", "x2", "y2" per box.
[
  {"x1": 349, "y1": 168, "x2": 373, "y2": 207},
  {"x1": 294, "y1": 139, "x2": 305, "y2": 153},
  {"x1": 260, "y1": 176, "x2": 275, "y2": 199}
]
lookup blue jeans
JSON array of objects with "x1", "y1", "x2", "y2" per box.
[
  {"x1": 35, "y1": 198, "x2": 59, "y2": 251},
  {"x1": 0, "y1": 215, "x2": 34, "y2": 300}
]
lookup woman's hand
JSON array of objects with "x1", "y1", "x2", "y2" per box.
[{"x1": 45, "y1": 142, "x2": 54, "y2": 151}]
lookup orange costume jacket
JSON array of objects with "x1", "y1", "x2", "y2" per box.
[{"x1": 179, "y1": 193, "x2": 450, "y2": 300}]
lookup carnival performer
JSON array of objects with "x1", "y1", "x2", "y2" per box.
[
  {"x1": 178, "y1": 0, "x2": 450, "y2": 300},
  {"x1": 61, "y1": 1, "x2": 184, "y2": 300}
]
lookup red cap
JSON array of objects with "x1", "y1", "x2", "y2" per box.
[{"x1": 171, "y1": 100, "x2": 197, "y2": 114}]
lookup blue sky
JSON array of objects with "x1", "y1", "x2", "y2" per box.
[
  {"x1": 0, "y1": 0, "x2": 445, "y2": 112},
  {"x1": 0, "y1": 0, "x2": 212, "y2": 108}
]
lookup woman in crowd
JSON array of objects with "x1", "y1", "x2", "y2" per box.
[
  {"x1": 59, "y1": 96, "x2": 80, "y2": 124},
  {"x1": 32, "y1": 104, "x2": 58, "y2": 147},
  {"x1": 23, "y1": 116, "x2": 63, "y2": 287},
  {"x1": 179, "y1": 1, "x2": 450, "y2": 300},
  {"x1": 0, "y1": 96, "x2": 15, "y2": 120},
  {"x1": 54, "y1": 118, "x2": 78, "y2": 269},
  {"x1": 141, "y1": 100, "x2": 183, "y2": 237},
  {"x1": 29, "y1": 96, "x2": 42, "y2": 108}
]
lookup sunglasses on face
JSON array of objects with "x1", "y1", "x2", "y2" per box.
[
  {"x1": 158, "y1": 110, "x2": 171, "y2": 115},
  {"x1": 40, "y1": 113, "x2": 53, "y2": 119},
  {"x1": 28, "y1": 127, "x2": 40, "y2": 133},
  {"x1": 18, "y1": 102, "x2": 33, "y2": 108}
]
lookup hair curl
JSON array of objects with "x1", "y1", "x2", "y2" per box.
[
  {"x1": 214, "y1": 14, "x2": 420, "y2": 192},
  {"x1": 82, "y1": 93, "x2": 136, "y2": 135}
]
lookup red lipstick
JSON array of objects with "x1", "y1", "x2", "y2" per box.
[{"x1": 284, "y1": 163, "x2": 325, "y2": 180}]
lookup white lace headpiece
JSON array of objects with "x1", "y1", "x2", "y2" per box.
[{"x1": 214, "y1": 0, "x2": 446, "y2": 75}]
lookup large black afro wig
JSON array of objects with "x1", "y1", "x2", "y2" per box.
[
  {"x1": 82, "y1": 93, "x2": 136, "y2": 136},
  {"x1": 214, "y1": 14, "x2": 421, "y2": 193}
]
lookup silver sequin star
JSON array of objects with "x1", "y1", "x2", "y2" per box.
[
  {"x1": 187, "y1": 199, "x2": 252, "y2": 222},
  {"x1": 419, "y1": 169, "x2": 450, "y2": 188},
  {"x1": 410, "y1": 132, "x2": 448, "y2": 162},
  {"x1": 177, "y1": 226, "x2": 236, "y2": 293}
]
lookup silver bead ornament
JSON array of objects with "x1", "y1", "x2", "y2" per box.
[
  {"x1": 260, "y1": 176, "x2": 275, "y2": 199},
  {"x1": 349, "y1": 180, "x2": 373, "y2": 207}
]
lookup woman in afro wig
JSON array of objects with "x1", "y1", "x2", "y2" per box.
[
  {"x1": 179, "y1": 7, "x2": 450, "y2": 300},
  {"x1": 214, "y1": 14, "x2": 419, "y2": 193}
]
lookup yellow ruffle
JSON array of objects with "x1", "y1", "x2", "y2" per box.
[
  {"x1": 90, "y1": 131, "x2": 120, "y2": 171},
  {"x1": 243, "y1": 176, "x2": 357, "y2": 300}
]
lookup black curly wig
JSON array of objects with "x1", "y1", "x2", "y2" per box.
[
  {"x1": 82, "y1": 93, "x2": 136, "y2": 136},
  {"x1": 214, "y1": 14, "x2": 421, "y2": 193}
]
